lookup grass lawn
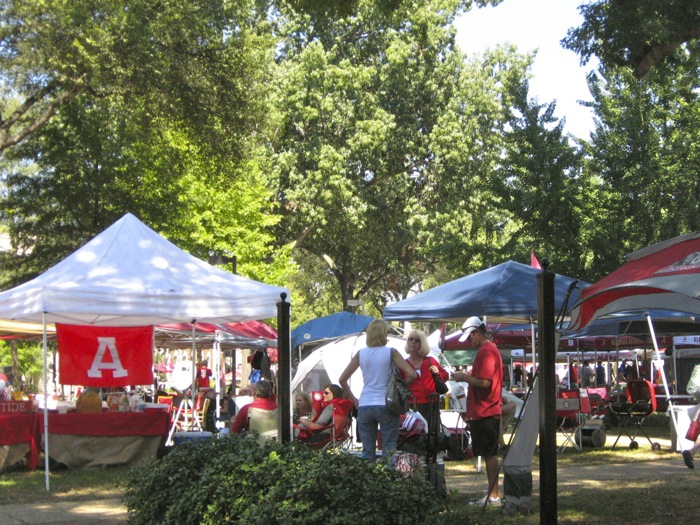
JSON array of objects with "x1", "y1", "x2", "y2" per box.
[{"x1": 0, "y1": 421, "x2": 696, "y2": 524}]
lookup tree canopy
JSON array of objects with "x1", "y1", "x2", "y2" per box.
[
  {"x1": 0, "y1": 0, "x2": 699, "y2": 321},
  {"x1": 563, "y1": 0, "x2": 700, "y2": 78}
]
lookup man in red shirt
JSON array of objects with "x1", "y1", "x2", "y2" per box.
[
  {"x1": 230, "y1": 380, "x2": 277, "y2": 434},
  {"x1": 453, "y1": 316, "x2": 503, "y2": 507},
  {"x1": 196, "y1": 362, "x2": 212, "y2": 390}
]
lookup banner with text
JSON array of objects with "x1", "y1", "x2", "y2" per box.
[{"x1": 57, "y1": 324, "x2": 154, "y2": 387}]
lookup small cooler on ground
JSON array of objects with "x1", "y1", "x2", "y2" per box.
[{"x1": 173, "y1": 431, "x2": 213, "y2": 446}]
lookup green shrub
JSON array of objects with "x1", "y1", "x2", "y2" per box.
[{"x1": 122, "y1": 435, "x2": 445, "y2": 525}]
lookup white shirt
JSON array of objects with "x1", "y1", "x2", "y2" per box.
[{"x1": 358, "y1": 346, "x2": 393, "y2": 407}]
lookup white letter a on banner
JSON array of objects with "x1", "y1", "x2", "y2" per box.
[{"x1": 87, "y1": 337, "x2": 129, "y2": 378}]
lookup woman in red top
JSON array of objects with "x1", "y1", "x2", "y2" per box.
[{"x1": 401, "y1": 330, "x2": 448, "y2": 422}]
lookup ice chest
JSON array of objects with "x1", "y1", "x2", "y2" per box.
[{"x1": 173, "y1": 431, "x2": 213, "y2": 446}]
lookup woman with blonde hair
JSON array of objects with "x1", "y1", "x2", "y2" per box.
[
  {"x1": 339, "y1": 319, "x2": 416, "y2": 464},
  {"x1": 293, "y1": 391, "x2": 314, "y2": 422},
  {"x1": 402, "y1": 329, "x2": 449, "y2": 421}
]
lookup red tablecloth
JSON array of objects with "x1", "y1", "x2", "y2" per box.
[
  {"x1": 42, "y1": 411, "x2": 169, "y2": 437},
  {"x1": 0, "y1": 413, "x2": 41, "y2": 470}
]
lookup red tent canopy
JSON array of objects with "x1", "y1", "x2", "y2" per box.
[{"x1": 569, "y1": 231, "x2": 700, "y2": 331}]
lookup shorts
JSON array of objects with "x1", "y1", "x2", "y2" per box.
[{"x1": 470, "y1": 416, "x2": 500, "y2": 457}]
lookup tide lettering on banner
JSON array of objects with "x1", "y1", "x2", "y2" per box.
[{"x1": 87, "y1": 337, "x2": 128, "y2": 378}]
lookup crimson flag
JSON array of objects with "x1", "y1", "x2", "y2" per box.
[
  {"x1": 530, "y1": 252, "x2": 542, "y2": 270},
  {"x1": 57, "y1": 324, "x2": 154, "y2": 387}
]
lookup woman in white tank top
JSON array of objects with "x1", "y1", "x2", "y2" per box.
[{"x1": 339, "y1": 319, "x2": 416, "y2": 463}]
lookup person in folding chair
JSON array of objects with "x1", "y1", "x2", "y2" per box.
[
  {"x1": 451, "y1": 316, "x2": 503, "y2": 508},
  {"x1": 296, "y1": 384, "x2": 351, "y2": 445},
  {"x1": 228, "y1": 380, "x2": 277, "y2": 437}
]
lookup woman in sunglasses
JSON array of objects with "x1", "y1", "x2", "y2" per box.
[
  {"x1": 402, "y1": 330, "x2": 449, "y2": 421},
  {"x1": 295, "y1": 384, "x2": 344, "y2": 441}
]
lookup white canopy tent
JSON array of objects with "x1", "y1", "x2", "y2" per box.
[
  {"x1": 291, "y1": 333, "x2": 409, "y2": 401},
  {"x1": 0, "y1": 213, "x2": 289, "y2": 489},
  {"x1": 0, "y1": 213, "x2": 287, "y2": 326}
]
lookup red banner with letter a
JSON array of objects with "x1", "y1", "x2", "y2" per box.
[{"x1": 57, "y1": 324, "x2": 154, "y2": 387}]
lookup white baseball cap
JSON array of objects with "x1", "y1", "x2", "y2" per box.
[{"x1": 459, "y1": 316, "x2": 484, "y2": 342}]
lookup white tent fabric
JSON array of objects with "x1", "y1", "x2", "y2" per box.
[
  {"x1": 291, "y1": 333, "x2": 409, "y2": 400},
  {"x1": 0, "y1": 213, "x2": 289, "y2": 326},
  {"x1": 0, "y1": 213, "x2": 289, "y2": 491}
]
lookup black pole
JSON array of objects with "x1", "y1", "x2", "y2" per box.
[
  {"x1": 277, "y1": 292, "x2": 292, "y2": 443},
  {"x1": 538, "y1": 261, "x2": 557, "y2": 524}
]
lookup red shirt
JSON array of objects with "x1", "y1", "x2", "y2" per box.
[
  {"x1": 466, "y1": 340, "x2": 503, "y2": 420},
  {"x1": 402, "y1": 356, "x2": 449, "y2": 404},
  {"x1": 196, "y1": 366, "x2": 212, "y2": 389},
  {"x1": 230, "y1": 397, "x2": 278, "y2": 434}
]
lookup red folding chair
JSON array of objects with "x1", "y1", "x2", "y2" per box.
[
  {"x1": 608, "y1": 379, "x2": 660, "y2": 450},
  {"x1": 556, "y1": 389, "x2": 590, "y2": 452},
  {"x1": 305, "y1": 399, "x2": 354, "y2": 450}
]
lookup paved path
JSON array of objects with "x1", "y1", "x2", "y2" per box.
[{"x1": 0, "y1": 499, "x2": 127, "y2": 525}]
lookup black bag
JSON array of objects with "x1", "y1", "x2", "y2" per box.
[
  {"x1": 432, "y1": 372, "x2": 449, "y2": 395},
  {"x1": 428, "y1": 357, "x2": 449, "y2": 394},
  {"x1": 386, "y1": 349, "x2": 411, "y2": 415}
]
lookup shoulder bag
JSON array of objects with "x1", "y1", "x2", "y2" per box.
[{"x1": 385, "y1": 348, "x2": 411, "y2": 415}]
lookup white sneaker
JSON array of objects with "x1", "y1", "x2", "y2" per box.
[{"x1": 469, "y1": 495, "x2": 502, "y2": 507}]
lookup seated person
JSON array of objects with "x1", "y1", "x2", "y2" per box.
[
  {"x1": 295, "y1": 384, "x2": 345, "y2": 442},
  {"x1": 229, "y1": 380, "x2": 277, "y2": 435},
  {"x1": 293, "y1": 391, "x2": 314, "y2": 423}
]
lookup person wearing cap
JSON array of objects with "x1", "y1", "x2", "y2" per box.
[{"x1": 453, "y1": 316, "x2": 503, "y2": 507}]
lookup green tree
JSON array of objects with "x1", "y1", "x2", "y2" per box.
[
  {"x1": 0, "y1": 339, "x2": 42, "y2": 393},
  {"x1": 0, "y1": 94, "x2": 292, "y2": 289},
  {"x1": 272, "y1": 2, "x2": 529, "y2": 310},
  {"x1": 412, "y1": 46, "x2": 532, "y2": 278},
  {"x1": 494, "y1": 79, "x2": 590, "y2": 279},
  {"x1": 0, "y1": 0, "x2": 274, "y2": 161},
  {"x1": 563, "y1": 0, "x2": 700, "y2": 79},
  {"x1": 581, "y1": 52, "x2": 700, "y2": 279}
]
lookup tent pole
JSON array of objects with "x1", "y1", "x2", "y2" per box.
[
  {"x1": 530, "y1": 317, "x2": 536, "y2": 378},
  {"x1": 672, "y1": 342, "x2": 678, "y2": 396},
  {"x1": 646, "y1": 314, "x2": 679, "y2": 435},
  {"x1": 190, "y1": 320, "x2": 197, "y2": 430},
  {"x1": 214, "y1": 331, "x2": 221, "y2": 423},
  {"x1": 42, "y1": 313, "x2": 50, "y2": 491}
]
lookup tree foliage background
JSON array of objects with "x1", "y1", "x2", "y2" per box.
[{"x1": 1, "y1": 0, "x2": 699, "y2": 328}]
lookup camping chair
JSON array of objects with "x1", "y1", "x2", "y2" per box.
[
  {"x1": 195, "y1": 397, "x2": 211, "y2": 432},
  {"x1": 173, "y1": 394, "x2": 205, "y2": 432},
  {"x1": 608, "y1": 379, "x2": 660, "y2": 450},
  {"x1": 248, "y1": 407, "x2": 279, "y2": 444},
  {"x1": 157, "y1": 395, "x2": 177, "y2": 430},
  {"x1": 556, "y1": 389, "x2": 591, "y2": 452},
  {"x1": 306, "y1": 399, "x2": 354, "y2": 450}
]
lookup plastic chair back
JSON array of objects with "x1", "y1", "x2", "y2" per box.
[
  {"x1": 556, "y1": 389, "x2": 581, "y2": 419},
  {"x1": 626, "y1": 379, "x2": 657, "y2": 415}
]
